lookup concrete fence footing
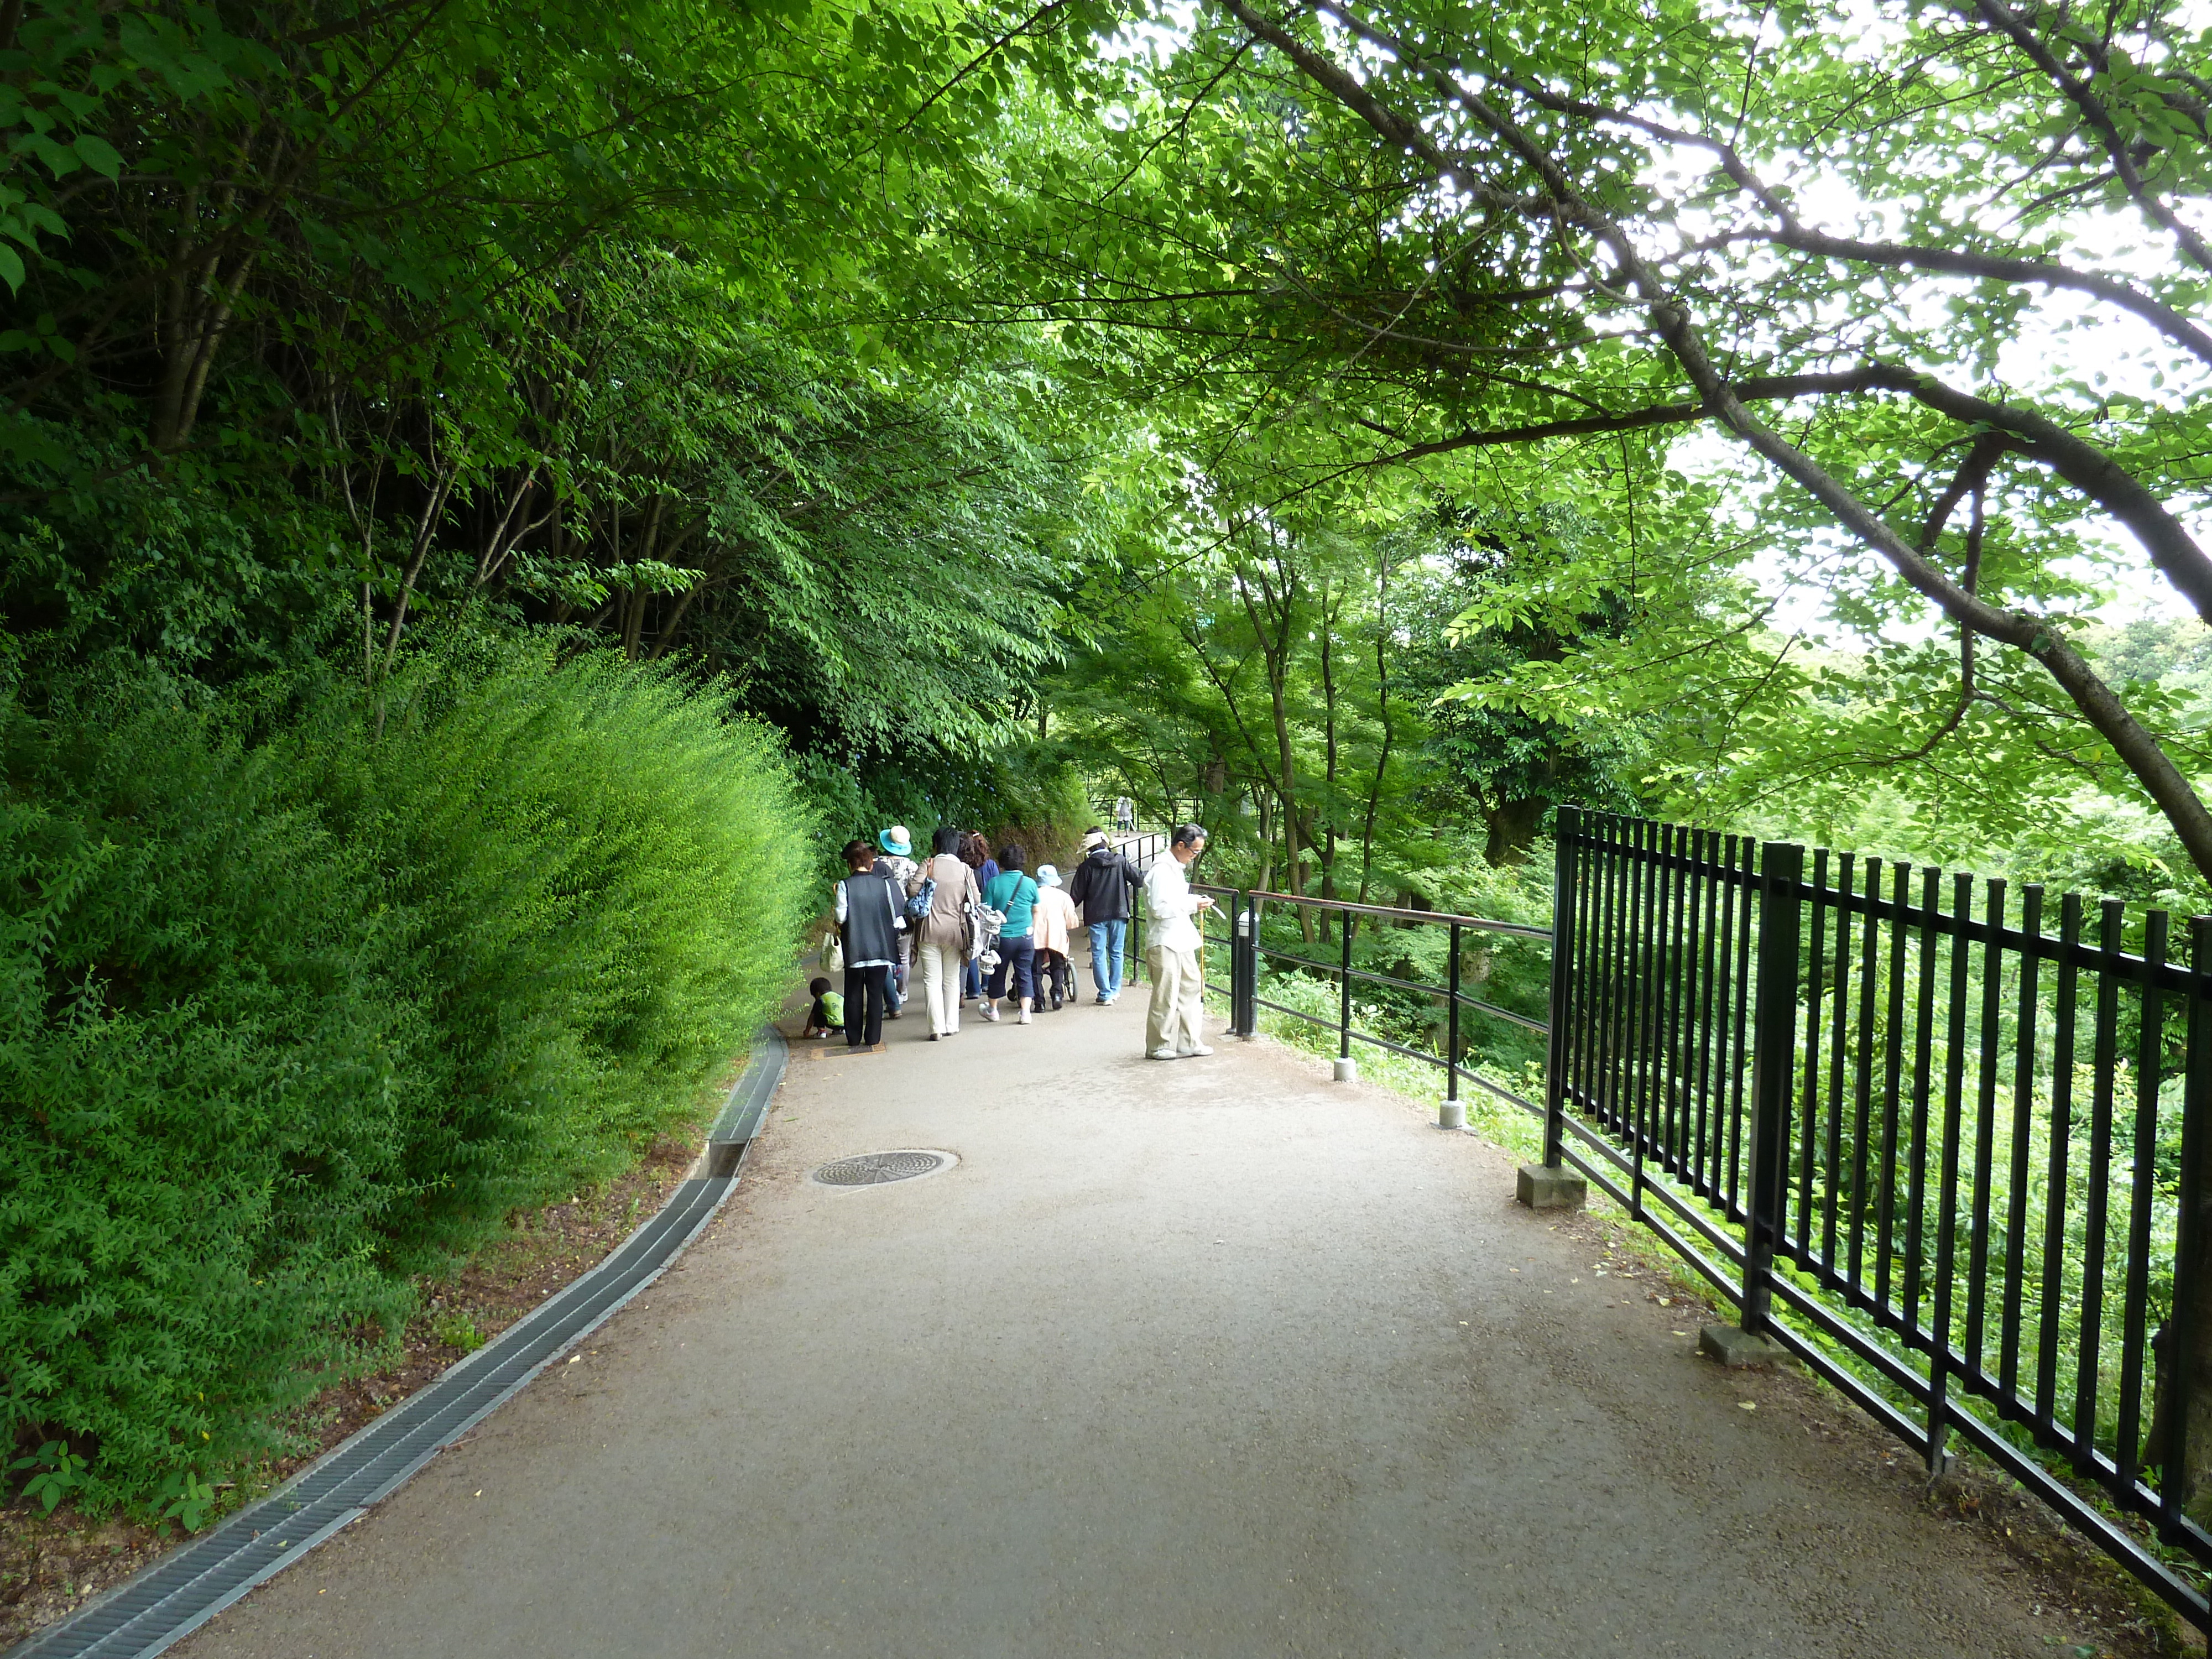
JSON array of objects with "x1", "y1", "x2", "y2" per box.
[{"x1": 1515, "y1": 1162, "x2": 1587, "y2": 1209}]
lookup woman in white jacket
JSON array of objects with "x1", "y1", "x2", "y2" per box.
[{"x1": 1030, "y1": 864, "x2": 1081, "y2": 1011}]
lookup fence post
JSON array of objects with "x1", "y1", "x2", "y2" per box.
[
  {"x1": 1545, "y1": 806, "x2": 1578, "y2": 1168},
  {"x1": 1246, "y1": 896, "x2": 1264, "y2": 1037},
  {"x1": 1334, "y1": 905, "x2": 1358, "y2": 1082},
  {"x1": 1518, "y1": 806, "x2": 1587, "y2": 1209},
  {"x1": 1233, "y1": 894, "x2": 1255, "y2": 1038},
  {"x1": 1223, "y1": 890, "x2": 1240, "y2": 1034},
  {"x1": 1739, "y1": 838, "x2": 1803, "y2": 1345},
  {"x1": 1440, "y1": 921, "x2": 1466, "y2": 1130}
]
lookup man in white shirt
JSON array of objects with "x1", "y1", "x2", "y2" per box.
[{"x1": 1141, "y1": 823, "x2": 1215, "y2": 1060}]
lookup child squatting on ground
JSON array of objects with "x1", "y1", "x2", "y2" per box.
[{"x1": 804, "y1": 976, "x2": 844, "y2": 1039}]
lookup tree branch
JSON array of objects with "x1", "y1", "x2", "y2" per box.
[
  {"x1": 1968, "y1": 0, "x2": 2212, "y2": 274},
  {"x1": 1227, "y1": 0, "x2": 2212, "y2": 885}
]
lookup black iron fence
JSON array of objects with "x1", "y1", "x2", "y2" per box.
[
  {"x1": 1167, "y1": 809, "x2": 2212, "y2": 1626},
  {"x1": 1551, "y1": 806, "x2": 2212, "y2": 1626}
]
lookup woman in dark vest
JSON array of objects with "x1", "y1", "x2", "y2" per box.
[{"x1": 836, "y1": 837, "x2": 905, "y2": 1052}]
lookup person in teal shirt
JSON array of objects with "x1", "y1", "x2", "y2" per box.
[{"x1": 982, "y1": 843, "x2": 1041, "y2": 1024}]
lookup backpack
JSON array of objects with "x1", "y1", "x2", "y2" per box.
[{"x1": 904, "y1": 875, "x2": 936, "y2": 924}]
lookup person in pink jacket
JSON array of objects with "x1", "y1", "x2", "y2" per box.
[{"x1": 1030, "y1": 864, "x2": 1082, "y2": 1012}]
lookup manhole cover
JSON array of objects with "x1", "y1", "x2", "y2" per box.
[{"x1": 810, "y1": 1149, "x2": 957, "y2": 1187}]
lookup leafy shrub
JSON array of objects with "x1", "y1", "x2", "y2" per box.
[
  {"x1": 0, "y1": 647, "x2": 811, "y2": 1509},
  {"x1": 427, "y1": 1310, "x2": 484, "y2": 1354}
]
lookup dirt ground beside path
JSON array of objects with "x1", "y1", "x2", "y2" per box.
[{"x1": 175, "y1": 993, "x2": 2168, "y2": 1659}]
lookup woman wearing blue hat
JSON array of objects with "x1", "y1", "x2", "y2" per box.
[{"x1": 872, "y1": 826, "x2": 918, "y2": 1014}]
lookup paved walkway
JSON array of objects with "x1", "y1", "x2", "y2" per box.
[{"x1": 180, "y1": 989, "x2": 2070, "y2": 1658}]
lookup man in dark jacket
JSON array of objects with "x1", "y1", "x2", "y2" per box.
[{"x1": 1066, "y1": 828, "x2": 1141, "y2": 1005}]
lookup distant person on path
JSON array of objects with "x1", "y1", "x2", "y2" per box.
[
  {"x1": 958, "y1": 832, "x2": 999, "y2": 1004},
  {"x1": 1114, "y1": 795, "x2": 1135, "y2": 834},
  {"x1": 1031, "y1": 864, "x2": 1080, "y2": 1011},
  {"x1": 1142, "y1": 823, "x2": 1214, "y2": 1060},
  {"x1": 1067, "y1": 827, "x2": 1140, "y2": 1005},
  {"x1": 910, "y1": 826, "x2": 983, "y2": 1040},
  {"x1": 981, "y1": 843, "x2": 1040, "y2": 1025},
  {"x1": 836, "y1": 837, "x2": 905, "y2": 1053},
  {"x1": 872, "y1": 826, "x2": 919, "y2": 1017}
]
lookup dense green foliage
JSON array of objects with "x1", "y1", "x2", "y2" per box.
[
  {"x1": 0, "y1": 0, "x2": 1116, "y2": 1509},
  {"x1": 1, "y1": 653, "x2": 810, "y2": 1505}
]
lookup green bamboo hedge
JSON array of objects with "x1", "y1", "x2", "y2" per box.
[{"x1": 0, "y1": 646, "x2": 814, "y2": 1510}]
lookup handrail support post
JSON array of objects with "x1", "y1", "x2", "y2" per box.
[
  {"x1": 1334, "y1": 905, "x2": 1358, "y2": 1082},
  {"x1": 1440, "y1": 921, "x2": 1467, "y2": 1130},
  {"x1": 1520, "y1": 805, "x2": 1587, "y2": 1208}
]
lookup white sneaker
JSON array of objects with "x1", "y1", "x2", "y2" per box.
[
  {"x1": 1148, "y1": 1046, "x2": 1178, "y2": 1060},
  {"x1": 980, "y1": 1001, "x2": 999, "y2": 1022},
  {"x1": 1177, "y1": 1044, "x2": 1214, "y2": 1057}
]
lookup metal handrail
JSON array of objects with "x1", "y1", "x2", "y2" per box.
[
  {"x1": 1244, "y1": 887, "x2": 1552, "y2": 941},
  {"x1": 1249, "y1": 941, "x2": 1548, "y2": 1032},
  {"x1": 1182, "y1": 880, "x2": 1547, "y2": 1115}
]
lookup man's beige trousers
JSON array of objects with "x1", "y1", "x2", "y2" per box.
[{"x1": 1145, "y1": 945, "x2": 1204, "y2": 1054}]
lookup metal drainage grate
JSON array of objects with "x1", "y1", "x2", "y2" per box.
[{"x1": 810, "y1": 1150, "x2": 956, "y2": 1187}]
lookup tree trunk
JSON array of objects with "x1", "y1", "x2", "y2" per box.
[
  {"x1": 1483, "y1": 799, "x2": 1549, "y2": 867},
  {"x1": 1319, "y1": 583, "x2": 1341, "y2": 926},
  {"x1": 623, "y1": 494, "x2": 666, "y2": 660},
  {"x1": 1358, "y1": 549, "x2": 1395, "y2": 909}
]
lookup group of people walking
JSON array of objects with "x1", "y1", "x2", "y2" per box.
[{"x1": 816, "y1": 820, "x2": 1215, "y2": 1061}]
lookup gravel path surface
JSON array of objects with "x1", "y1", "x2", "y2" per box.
[{"x1": 178, "y1": 993, "x2": 2093, "y2": 1658}]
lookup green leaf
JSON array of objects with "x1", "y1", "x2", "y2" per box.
[
  {"x1": 24, "y1": 133, "x2": 77, "y2": 178},
  {"x1": 72, "y1": 133, "x2": 122, "y2": 181}
]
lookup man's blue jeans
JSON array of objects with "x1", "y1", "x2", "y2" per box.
[{"x1": 1087, "y1": 919, "x2": 1127, "y2": 999}]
